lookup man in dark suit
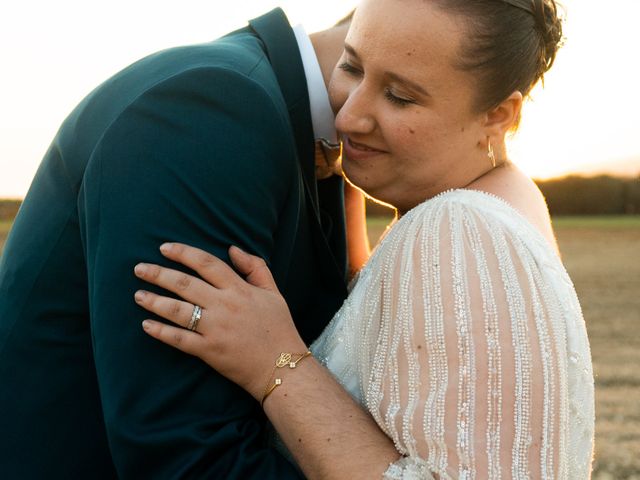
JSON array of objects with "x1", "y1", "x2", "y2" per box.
[{"x1": 0, "y1": 9, "x2": 354, "y2": 478}]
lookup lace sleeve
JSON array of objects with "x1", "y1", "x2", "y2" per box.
[{"x1": 344, "y1": 195, "x2": 593, "y2": 479}]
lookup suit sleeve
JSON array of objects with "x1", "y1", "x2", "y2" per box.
[{"x1": 78, "y1": 67, "x2": 304, "y2": 479}]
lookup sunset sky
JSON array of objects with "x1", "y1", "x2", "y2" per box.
[{"x1": 1, "y1": 0, "x2": 639, "y2": 198}]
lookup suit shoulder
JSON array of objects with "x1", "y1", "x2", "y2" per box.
[
  {"x1": 77, "y1": 30, "x2": 272, "y2": 117},
  {"x1": 57, "y1": 31, "x2": 287, "y2": 164},
  {"x1": 117, "y1": 30, "x2": 271, "y2": 86}
]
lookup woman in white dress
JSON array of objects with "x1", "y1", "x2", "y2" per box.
[{"x1": 133, "y1": 0, "x2": 595, "y2": 478}]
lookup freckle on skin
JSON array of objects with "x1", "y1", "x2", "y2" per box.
[
  {"x1": 461, "y1": 127, "x2": 465, "y2": 132},
  {"x1": 409, "y1": 128, "x2": 415, "y2": 134}
]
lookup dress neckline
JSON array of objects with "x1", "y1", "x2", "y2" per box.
[{"x1": 399, "y1": 188, "x2": 559, "y2": 257}]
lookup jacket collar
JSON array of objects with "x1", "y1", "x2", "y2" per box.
[
  {"x1": 248, "y1": 8, "x2": 319, "y2": 217},
  {"x1": 248, "y1": 8, "x2": 348, "y2": 290}
]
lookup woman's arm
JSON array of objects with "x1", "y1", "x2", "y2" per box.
[
  {"x1": 135, "y1": 194, "x2": 583, "y2": 478},
  {"x1": 135, "y1": 244, "x2": 400, "y2": 480},
  {"x1": 262, "y1": 353, "x2": 399, "y2": 479}
]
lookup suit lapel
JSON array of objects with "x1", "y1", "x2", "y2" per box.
[
  {"x1": 249, "y1": 8, "x2": 347, "y2": 290},
  {"x1": 248, "y1": 9, "x2": 319, "y2": 216}
]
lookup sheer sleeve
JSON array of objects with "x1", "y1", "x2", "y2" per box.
[{"x1": 329, "y1": 193, "x2": 594, "y2": 479}]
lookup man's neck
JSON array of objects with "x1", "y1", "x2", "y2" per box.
[{"x1": 309, "y1": 23, "x2": 350, "y2": 89}]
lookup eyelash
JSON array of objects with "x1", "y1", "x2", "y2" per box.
[
  {"x1": 384, "y1": 88, "x2": 414, "y2": 107},
  {"x1": 338, "y1": 62, "x2": 415, "y2": 107},
  {"x1": 338, "y1": 62, "x2": 361, "y2": 75}
]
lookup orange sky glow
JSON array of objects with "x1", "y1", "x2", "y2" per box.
[{"x1": 0, "y1": 0, "x2": 638, "y2": 198}]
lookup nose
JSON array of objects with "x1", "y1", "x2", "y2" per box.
[{"x1": 334, "y1": 83, "x2": 377, "y2": 136}]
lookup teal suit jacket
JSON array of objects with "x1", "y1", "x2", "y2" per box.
[{"x1": 0, "y1": 9, "x2": 347, "y2": 479}]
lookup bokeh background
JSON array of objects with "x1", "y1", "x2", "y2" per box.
[{"x1": 1, "y1": 1, "x2": 639, "y2": 477}]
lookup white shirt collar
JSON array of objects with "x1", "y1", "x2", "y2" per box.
[{"x1": 292, "y1": 24, "x2": 337, "y2": 143}]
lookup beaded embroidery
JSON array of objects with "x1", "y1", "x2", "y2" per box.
[{"x1": 310, "y1": 189, "x2": 594, "y2": 479}]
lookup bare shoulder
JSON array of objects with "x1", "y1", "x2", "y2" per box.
[{"x1": 468, "y1": 162, "x2": 559, "y2": 253}]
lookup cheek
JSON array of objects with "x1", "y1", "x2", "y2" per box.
[
  {"x1": 397, "y1": 112, "x2": 456, "y2": 154},
  {"x1": 383, "y1": 115, "x2": 453, "y2": 177},
  {"x1": 328, "y1": 75, "x2": 349, "y2": 116},
  {"x1": 384, "y1": 116, "x2": 427, "y2": 155}
]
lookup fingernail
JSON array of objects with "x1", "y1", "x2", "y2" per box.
[
  {"x1": 231, "y1": 245, "x2": 246, "y2": 255},
  {"x1": 134, "y1": 263, "x2": 148, "y2": 276},
  {"x1": 142, "y1": 320, "x2": 152, "y2": 331},
  {"x1": 134, "y1": 290, "x2": 146, "y2": 302},
  {"x1": 160, "y1": 243, "x2": 173, "y2": 253}
]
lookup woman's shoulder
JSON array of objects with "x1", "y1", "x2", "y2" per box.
[
  {"x1": 360, "y1": 184, "x2": 562, "y2": 297},
  {"x1": 396, "y1": 164, "x2": 559, "y2": 255},
  {"x1": 467, "y1": 162, "x2": 558, "y2": 250},
  {"x1": 375, "y1": 194, "x2": 555, "y2": 268}
]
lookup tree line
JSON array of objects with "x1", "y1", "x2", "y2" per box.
[
  {"x1": 365, "y1": 175, "x2": 640, "y2": 217},
  {"x1": 1, "y1": 175, "x2": 639, "y2": 221},
  {"x1": 536, "y1": 175, "x2": 640, "y2": 215},
  {"x1": 0, "y1": 200, "x2": 20, "y2": 221}
]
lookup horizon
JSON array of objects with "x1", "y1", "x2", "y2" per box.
[
  {"x1": 1, "y1": 171, "x2": 637, "y2": 201},
  {"x1": 1, "y1": 0, "x2": 639, "y2": 197}
]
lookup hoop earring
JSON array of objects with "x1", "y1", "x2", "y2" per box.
[{"x1": 487, "y1": 139, "x2": 496, "y2": 168}]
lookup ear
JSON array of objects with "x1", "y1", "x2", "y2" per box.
[{"x1": 483, "y1": 91, "x2": 523, "y2": 140}]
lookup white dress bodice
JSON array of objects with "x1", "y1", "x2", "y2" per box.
[{"x1": 311, "y1": 189, "x2": 594, "y2": 479}]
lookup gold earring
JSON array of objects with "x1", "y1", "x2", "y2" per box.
[{"x1": 487, "y1": 139, "x2": 496, "y2": 168}]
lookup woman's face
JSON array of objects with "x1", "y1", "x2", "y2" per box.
[{"x1": 329, "y1": 0, "x2": 490, "y2": 213}]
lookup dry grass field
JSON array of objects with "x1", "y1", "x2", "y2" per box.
[
  {"x1": 1, "y1": 216, "x2": 639, "y2": 477},
  {"x1": 554, "y1": 217, "x2": 640, "y2": 480},
  {"x1": 0, "y1": 220, "x2": 11, "y2": 256}
]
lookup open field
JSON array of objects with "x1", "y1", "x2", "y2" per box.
[
  {"x1": 554, "y1": 218, "x2": 640, "y2": 479},
  {"x1": 1, "y1": 216, "x2": 639, "y2": 477},
  {"x1": 0, "y1": 220, "x2": 11, "y2": 256}
]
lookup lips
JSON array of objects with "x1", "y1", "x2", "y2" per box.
[{"x1": 342, "y1": 136, "x2": 387, "y2": 161}]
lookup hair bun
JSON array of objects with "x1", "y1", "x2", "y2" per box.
[{"x1": 532, "y1": 0, "x2": 564, "y2": 74}]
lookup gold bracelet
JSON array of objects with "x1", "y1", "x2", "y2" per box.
[{"x1": 260, "y1": 351, "x2": 312, "y2": 407}]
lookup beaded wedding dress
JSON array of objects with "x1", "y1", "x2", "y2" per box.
[{"x1": 310, "y1": 189, "x2": 594, "y2": 479}]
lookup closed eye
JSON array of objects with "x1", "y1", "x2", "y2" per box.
[
  {"x1": 384, "y1": 88, "x2": 415, "y2": 107},
  {"x1": 338, "y1": 62, "x2": 362, "y2": 76}
]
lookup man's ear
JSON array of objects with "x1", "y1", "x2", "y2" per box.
[{"x1": 483, "y1": 91, "x2": 523, "y2": 139}]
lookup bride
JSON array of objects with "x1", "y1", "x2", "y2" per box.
[{"x1": 133, "y1": 0, "x2": 594, "y2": 477}]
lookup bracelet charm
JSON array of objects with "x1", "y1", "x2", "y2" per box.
[{"x1": 261, "y1": 351, "x2": 312, "y2": 407}]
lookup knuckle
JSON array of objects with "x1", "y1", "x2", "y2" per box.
[
  {"x1": 175, "y1": 274, "x2": 191, "y2": 290},
  {"x1": 197, "y1": 251, "x2": 216, "y2": 267},
  {"x1": 143, "y1": 293, "x2": 155, "y2": 307},
  {"x1": 221, "y1": 295, "x2": 241, "y2": 315},
  {"x1": 172, "y1": 331, "x2": 184, "y2": 346},
  {"x1": 208, "y1": 334, "x2": 225, "y2": 354},
  {"x1": 147, "y1": 265, "x2": 161, "y2": 279},
  {"x1": 236, "y1": 286, "x2": 252, "y2": 301},
  {"x1": 169, "y1": 301, "x2": 182, "y2": 318},
  {"x1": 256, "y1": 264, "x2": 271, "y2": 278}
]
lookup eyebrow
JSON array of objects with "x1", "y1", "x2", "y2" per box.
[
  {"x1": 344, "y1": 43, "x2": 360, "y2": 59},
  {"x1": 385, "y1": 72, "x2": 430, "y2": 97},
  {"x1": 344, "y1": 42, "x2": 430, "y2": 97}
]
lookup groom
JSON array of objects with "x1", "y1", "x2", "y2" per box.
[{"x1": 0, "y1": 9, "x2": 352, "y2": 479}]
